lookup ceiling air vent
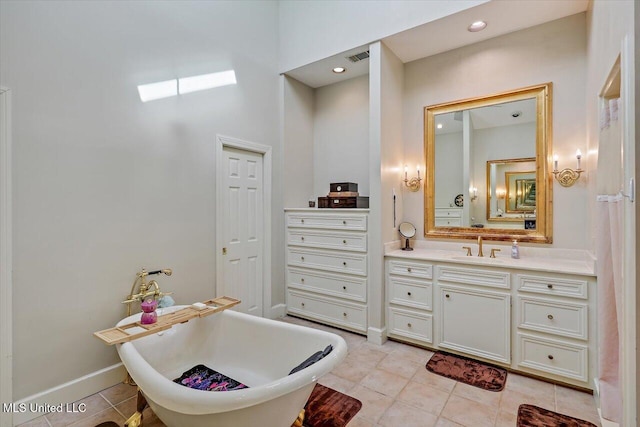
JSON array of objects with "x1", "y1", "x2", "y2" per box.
[{"x1": 346, "y1": 51, "x2": 370, "y2": 63}]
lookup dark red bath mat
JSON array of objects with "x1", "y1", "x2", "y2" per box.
[
  {"x1": 303, "y1": 384, "x2": 362, "y2": 427},
  {"x1": 426, "y1": 351, "x2": 507, "y2": 391},
  {"x1": 517, "y1": 404, "x2": 598, "y2": 426}
]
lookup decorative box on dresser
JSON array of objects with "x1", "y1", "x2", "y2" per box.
[
  {"x1": 385, "y1": 247, "x2": 597, "y2": 390},
  {"x1": 285, "y1": 209, "x2": 369, "y2": 334}
]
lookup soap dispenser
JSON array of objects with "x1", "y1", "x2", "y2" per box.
[{"x1": 511, "y1": 240, "x2": 520, "y2": 259}]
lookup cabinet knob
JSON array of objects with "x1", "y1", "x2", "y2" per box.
[
  {"x1": 547, "y1": 284, "x2": 553, "y2": 289},
  {"x1": 343, "y1": 261, "x2": 347, "y2": 266},
  {"x1": 445, "y1": 294, "x2": 450, "y2": 298},
  {"x1": 343, "y1": 286, "x2": 346, "y2": 290},
  {"x1": 301, "y1": 219, "x2": 304, "y2": 223},
  {"x1": 301, "y1": 256, "x2": 304, "y2": 261},
  {"x1": 343, "y1": 240, "x2": 347, "y2": 244},
  {"x1": 343, "y1": 312, "x2": 347, "y2": 317},
  {"x1": 547, "y1": 355, "x2": 554, "y2": 360},
  {"x1": 407, "y1": 323, "x2": 412, "y2": 328},
  {"x1": 300, "y1": 278, "x2": 304, "y2": 283},
  {"x1": 342, "y1": 220, "x2": 346, "y2": 225},
  {"x1": 407, "y1": 267, "x2": 412, "y2": 273},
  {"x1": 547, "y1": 314, "x2": 554, "y2": 320},
  {"x1": 407, "y1": 292, "x2": 412, "y2": 296},
  {"x1": 301, "y1": 236, "x2": 304, "y2": 241},
  {"x1": 301, "y1": 302, "x2": 305, "y2": 307}
]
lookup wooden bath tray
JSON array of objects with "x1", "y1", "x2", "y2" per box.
[{"x1": 94, "y1": 296, "x2": 240, "y2": 345}]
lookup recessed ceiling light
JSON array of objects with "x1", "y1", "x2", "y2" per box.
[
  {"x1": 468, "y1": 21, "x2": 487, "y2": 32},
  {"x1": 437, "y1": 123, "x2": 443, "y2": 129},
  {"x1": 332, "y1": 67, "x2": 347, "y2": 74}
]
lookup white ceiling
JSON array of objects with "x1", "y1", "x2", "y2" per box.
[
  {"x1": 435, "y1": 98, "x2": 537, "y2": 135},
  {"x1": 284, "y1": 0, "x2": 588, "y2": 89}
]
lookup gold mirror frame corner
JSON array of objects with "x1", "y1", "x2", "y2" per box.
[{"x1": 423, "y1": 83, "x2": 553, "y2": 244}]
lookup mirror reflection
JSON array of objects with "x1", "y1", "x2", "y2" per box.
[{"x1": 424, "y1": 84, "x2": 552, "y2": 243}]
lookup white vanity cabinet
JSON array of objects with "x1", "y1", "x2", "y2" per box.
[
  {"x1": 385, "y1": 252, "x2": 597, "y2": 389},
  {"x1": 285, "y1": 209, "x2": 369, "y2": 334}
]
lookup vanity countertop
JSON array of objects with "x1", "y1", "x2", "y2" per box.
[{"x1": 385, "y1": 246, "x2": 596, "y2": 277}]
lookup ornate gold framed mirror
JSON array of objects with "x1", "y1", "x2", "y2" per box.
[{"x1": 424, "y1": 83, "x2": 552, "y2": 243}]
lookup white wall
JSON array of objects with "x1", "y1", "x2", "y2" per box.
[
  {"x1": 403, "y1": 13, "x2": 587, "y2": 248},
  {"x1": 434, "y1": 132, "x2": 463, "y2": 207},
  {"x1": 0, "y1": 0, "x2": 281, "y2": 403},
  {"x1": 585, "y1": 1, "x2": 637, "y2": 423},
  {"x1": 278, "y1": 0, "x2": 487, "y2": 72},
  {"x1": 283, "y1": 76, "x2": 315, "y2": 207},
  {"x1": 313, "y1": 75, "x2": 369, "y2": 197}
]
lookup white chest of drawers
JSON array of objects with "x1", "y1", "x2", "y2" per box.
[
  {"x1": 434, "y1": 207, "x2": 463, "y2": 227},
  {"x1": 285, "y1": 209, "x2": 369, "y2": 334}
]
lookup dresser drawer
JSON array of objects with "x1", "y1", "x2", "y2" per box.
[
  {"x1": 286, "y1": 213, "x2": 367, "y2": 231},
  {"x1": 518, "y1": 297, "x2": 587, "y2": 340},
  {"x1": 288, "y1": 247, "x2": 367, "y2": 276},
  {"x1": 287, "y1": 267, "x2": 366, "y2": 302},
  {"x1": 435, "y1": 218, "x2": 462, "y2": 227},
  {"x1": 517, "y1": 333, "x2": 588, "y2": 382},
  {"x1": 388, "y1": 307, "x2": 433, "y2": 343},
  {"x1": 438, "y1": 265, "x2": 510, "y2": 290},
  {"x1": 388, "y1": 276, "x2": 432, "y2": 310},
  {"x1": 435, "y1": 208, "x2": 462, "y2": 218},
  {"x1": 287, "y1": 290, "x2": 367, "y2": 333},
  {"x1": 388, "y1": 260, "x2": 433, "y2": 279},
  {"x1": 287, "y1": 229, "x2": 367, "y2": 252},
  {"x1": 517, "y1": 274, "x2": 588, "y2": 299}
]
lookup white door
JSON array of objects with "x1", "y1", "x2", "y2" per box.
[{"x1": 220, "y1": 146, "x2": 264, "y2": 316}]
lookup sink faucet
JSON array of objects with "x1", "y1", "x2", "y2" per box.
[
  {"x1": 477, "y1": 236, "x2": 484, "y2": 257},
  {"x1": 123, "y1": 268, "x2": 173, "y2": 316}
]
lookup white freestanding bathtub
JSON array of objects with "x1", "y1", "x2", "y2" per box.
[{"x1": 116, "y1": 307, "x2": 347, "y2": 427}]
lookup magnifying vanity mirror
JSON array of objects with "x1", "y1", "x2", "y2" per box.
[
  {"x1": 424, "y1": 83, "x2": 552, "y2": 243},
  {"x1": 399, "y1": 222, "x2": 416, "y2": 251}
]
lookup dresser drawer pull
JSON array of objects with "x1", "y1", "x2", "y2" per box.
[
  {"x1": 301, "y1": 219, "x2": 304, "y2": 224},
  {"x1": 547, "y1": 314, "x2": 554, "y2": 320},
  {"x1": 343, "y1": 312, "x2": 347, "y2": 317},
  {"x1": 343, "y1": 262, "x2": 347, "y2": 266},
  {"x1": 301, "y1": 256, "x2": 304, "y2": 261},
  {"x1": 343, "y1": 240, "x2": 347, "y2": 244},
  {"x1": 407, "y1": 323, "x2": 412, "y2": 328},
  {"x1": 445, "y1": 294, "x2": 450, "y2": 298},
  {"x1": 547, "y1": 354, "x2": 554, "y2": 360},
  {"x1": 301, "y1": 236, "x2": 304, "y2": 241},
  {"x1": 547, "y1": 284, "x2": 553, "y2": 289},
  {"x1": 301, "y1": 302, "x2": 305, "y2": 307},
  {"x1": 407, "y1": 292, "x2": 412, "y2": 296},
  {"x1": 407, "y1": 267, "x2": 412, "y2": 273},
  {"x1": 300, "y1": 278, "x2": 304, "y2": 283},
  {"x1": 342, "y1": 286, "x2": 346, "y2": 290},
  {"x1": 342, "y1": 220, "x2": 346, "y2": 225}
]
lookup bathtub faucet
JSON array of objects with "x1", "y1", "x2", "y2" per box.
[{"x1": 122, "y1": 268, "x2": 173, "y2": 316}]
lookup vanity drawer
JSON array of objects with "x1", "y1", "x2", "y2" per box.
[
  {"x1": 287, "y1": 267, "x2": 366, "y2": 302},
  {"x1": 437, "y1": 265, "x2": 510, "y2": 290},
  {"x1": 287, "y1": 290, "x2": 367, "y2": 333},
  {"x1": 517, "y1": 333, "x2": 588, "y2": 382},
  {"x1": 288, "y1": 247, "x2": 367, "y2": 276},
  {"x1": 388, "y1": 260, "x2": 433, "y2": 279},
  {"x1": 388, "y1": 307, "x2": 433, "y2": 343},
  {"x1": 388, "y1": 276, "x2": 432, "y2": 310},
  {"x1": 517, "y1": 274, "x2": 588, "y2": 299},
  {"x1": 518, "y1": 297, "x2": 587, "y2": 340},
  {"x1": 286, "y1": 213, "x2": 367, "y2": 231},
  {"x1": 287, "y1": 229, "x2": 367, "y2": 252}
]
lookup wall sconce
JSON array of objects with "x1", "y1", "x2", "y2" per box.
[
  {"x1": 496, "y1": 189, "x2": 506, "y2": 199},
  {"x1": 470, "y1": 187, "x2": 478, "y2": 201},
  {"x1": 404, "y1": 165, "x2": 422, "y2": 192},
  {"x1": 553, "y1": 149, "x2": 584, "y2": 187}
]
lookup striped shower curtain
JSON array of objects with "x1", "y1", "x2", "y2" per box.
[{"x1": 596, "y1": 98, "x2": 622, "y2": 422}]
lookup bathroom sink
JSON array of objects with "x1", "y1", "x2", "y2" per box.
[{"x1": 450, "y1": 256, "x2": 505, "y2": 264}]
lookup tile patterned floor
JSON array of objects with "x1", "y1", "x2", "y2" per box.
[{"x1": 18, "y1": 315, "x2": 602, "y2": 427}]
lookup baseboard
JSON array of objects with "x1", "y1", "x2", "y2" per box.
[
  {"x1": 270, "y1": 303, "x2": 287, "y2": 319},
  {"x1": 12, "y1": 363, "x2": 126, "y2": 426},
  {"x1": 593, "y1": 378, "x2": 621, "y2": 427},
  {"x1": 367, "y1": 326, "x2": 387, "y2": 345}
]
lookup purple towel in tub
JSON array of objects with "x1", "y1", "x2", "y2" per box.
[{"x1": 173, "y1": 364, "x2": 248, "y2": 392}]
